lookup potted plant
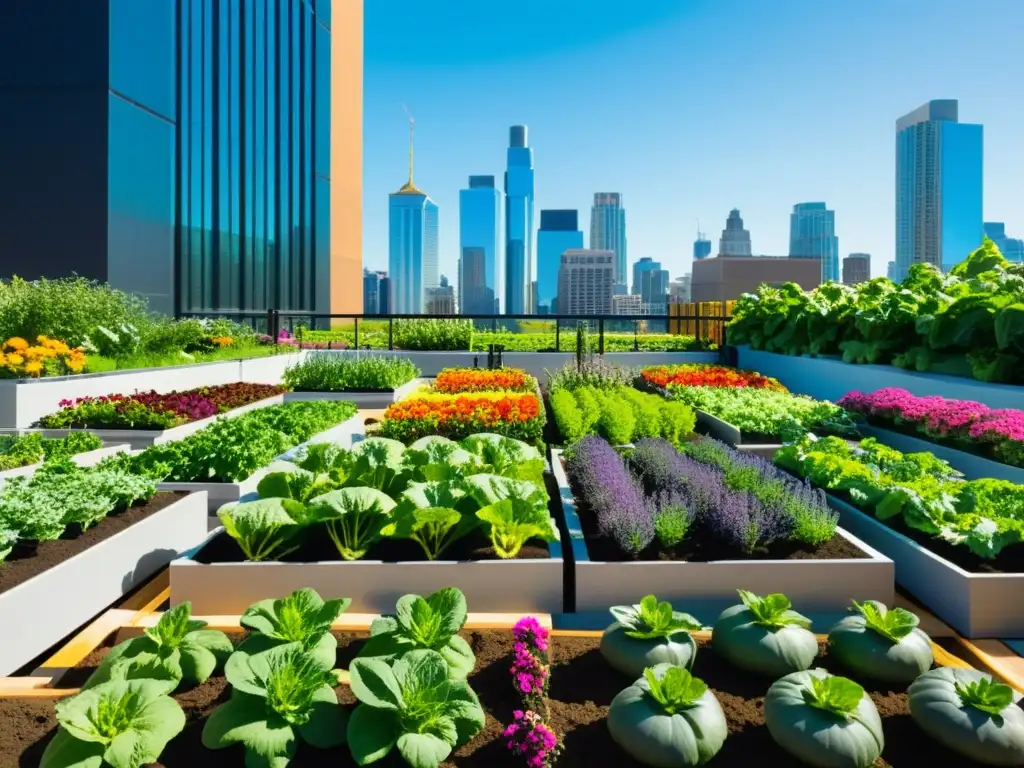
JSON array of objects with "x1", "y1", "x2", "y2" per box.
[
  {"x1": 600, "y1": 594, "x2": 703, "y2": 678},
  {"x1": 828, "y1": 600, "x2": 934, "y2": 683},
  {"x1": 711, "y1": 590, "x2": 818, "y2": 677}
]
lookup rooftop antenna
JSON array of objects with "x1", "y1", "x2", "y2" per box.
[{"x1": 401, "y1": 103, "x2": 415, "y2": 187}]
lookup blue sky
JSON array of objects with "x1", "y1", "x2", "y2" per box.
[{"x1": 363, "y1": 0, "x2": 1024, "y2": 283}]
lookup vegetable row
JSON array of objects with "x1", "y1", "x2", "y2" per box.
[
  {"x1": 0, "y1": 431, "x2": 102, "y2": 472},
  {"x1": 282, "y1": 355, "x2": 421, "y2": 392}
]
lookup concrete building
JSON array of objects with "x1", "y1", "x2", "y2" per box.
[
  {"x1": 632, "y1": 257, "x2": 669, "y2": 314},
  {"x1": 790, "y1": 203, "x2": 840, "y2": 282},
  {"x1": 459, "y1": 176, "x2": 503, "y2": 315},
  {"x1": 590, "y1": 193, "x2": 628, "y2": 289},
  {"x1": 0, "y1": 0, "x2": 363, "y2": 317},
  {"x1": 691, "y1": 256, "x2": 822, "y2": 302},
  {"x1": 557, "y1": 249, "x2": 615, "y2": 315},
  {"x1": 425, "y1": 275, "x2": 456, "y2": 315},
  {"x1": 537, "y1": 210, "x2": 583, "y2": 313},
  {"x1": 842, "y1": 254, "x2": 871, "y2": 285},
  {"x1": 612, "y1": 293, "x2": 643, "y2": 315},
  {"x1": 719, "y1": 209, "x2": 752, "y2": 256},
  {"x1": 895, "y1": 100, "x2": 983, "y2": 280},
  {"x1": 505, "y1": 126, "x2": 535, "y2": 314}
]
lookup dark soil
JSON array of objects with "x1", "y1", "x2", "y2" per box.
[
  {"x1": 194, "y1": 528, "x2": 550, "y2": 564},
  {"x1": 0, "y1": 631, "x2": 994, "y2": 767},
  {"x1": 0, "y1": 492, "x2": 187, "y2": 596}
]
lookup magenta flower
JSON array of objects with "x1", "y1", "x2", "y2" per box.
[{"x1": 504, "y1": 710, "x2": 561, "y2": 768}]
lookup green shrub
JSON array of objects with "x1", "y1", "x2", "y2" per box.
[
  {"x1": 393, "y1": 319, "x2": 474, "y2": 351},
  {"x1": 659, "y1": 400, "x2": 697, "y2": 443},
  {"x1": 283, "y1": 355, "x2": 420, "y2": 392},
  {"x1": 550, "y1": 389, "x2": 583, "y2": 442},
  {"x1": 572, "y1": 387, "x2": 601, "y2": 434},
  {"x1": 621, "y1": 388, "x2": 662, "y2": 439},
  {"x1": 595, "y1": 390, "x2": 636, "y2": 445}
]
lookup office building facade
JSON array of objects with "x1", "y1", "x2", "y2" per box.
[
  {"x1": 558, "y1": 249, "x2": 614, "y2": 315},
  {"x1": 634, "y1": 262, "x2": 670, "y2": 313},
  {"x1": 612, "y1": 293, "x2": 643, "y2": 315},
  {"x1": 458, "y1": 175, "x2": 503, "y2": 315},
  {"x1": 363, "y1": 269, "x2": 380, "y2": 315},
  {"x1": 984, "y1": 222, "x2": 1024, "y2": 262},
  {"x1": 842, "y1": 254, "x2": 871, "y2": 285},
  {"x1": 694, "y1": 237, "x2": 712, "y2": 261},
  {"x1": 691, "y1": 256, "x2": 822, "y2": 302},
  {"x1": 0, "y1": 0, "x2": 362, "y2": 318},
  {"x1": 895, "y1": 100, "x2": 983, "y2": 280},
  {"x1": 590, "y1": 193, "x2": 628, "y2": 288},
  {"x1": 505, "y1": 126, "x2": 535, "y2": 314},
  {"x1": 719, "y1": 209, "x2": 752, "y2": 256},
  {"x1": 789, "y1": 203, "x2": 840, "y2": 282},
  {"x1": 425, "y1": 275, "x2": 455, "y2": 315},
  {"x1": 537, "y1": 209, "x2": 583, "y2": 313}
]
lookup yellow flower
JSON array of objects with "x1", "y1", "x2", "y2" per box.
[
  {"x1": 7, "y1": 353, "x2": 24, "y2": 366},
  {"x1": 5, "y1": 337, "x2": 28, "y2": 352},
  {"x1": 23, "y1": 360, "x2": 43, "y2": 376}
]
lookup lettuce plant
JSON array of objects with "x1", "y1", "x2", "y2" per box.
[
  {"x1": 239, "y1": 588, "x2": 351, "y2": 669},
  {"x1": 475, "y1": 498, "x2": 557, "y2": 559},
  {"x1": 83, "y1": 602, "x2": 233, "y2": 690},
  {"x1": 357, "y1": 587, "x2": 475, "y2": 680},
  {"x1": 347, "y1": 649, "x2": 485, "y2": 768},
  {"x1": 40, "y1": 679, "x2": 185, "y2": 768},
  {"x1": 386, "y1": 479, "x2": 478, "y2": 560},
  {"x1": 202, "y1": 644, "x2": 347, "y2": 764},
  {"x1": 218, "y1": 497, "x2": 309, "y2": 562},
  {"x1": 306, "y1": 486, "x2": 397, "y2": 560},
  {"x1": 348, "y1": 437, "x2": 411, "y2": 496}
]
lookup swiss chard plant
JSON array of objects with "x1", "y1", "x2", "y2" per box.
[
  {"x1": 610, "y1": 595, "x2": 704, "y2": 640},
  {"x1": 83, "y1": 602, "x2": 233, "y2": 691},
  {"x1": 239, "y1": 588, "x2": 351, "y2": 669},
  {"x1": 357, "y1": 587, "x2": 475, "y2": 681},
  {"x1": 306, "y1": 486, "x2": 397, "y2": 560},
  {"x1": 40, "y1": 679, "x2": 185, "y2": 768},
  {"x1": 347, "y1": 649, "x2": 485, "y2": 768},
  {"x1": 202, "y1": 644, "x2": 347, "y2": 764},
  {"x1": 217, "y1": 497, "x2": 309, "y2": 562}
]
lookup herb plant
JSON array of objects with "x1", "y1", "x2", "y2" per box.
[
  {"x1": 602, "y1": 595, "x2": 702, "y2": 678},
  {"x1": 347, "y1": 649, "x2": 486, "y2": 768},
  {"x1": 202, "y1": 644, "x2": 347, "y2": 763},
  {"x1": 712, "y1": 590, "x2": 818, "y2": 678},
  {"x1": 239, "y1": 588, "x2": 351, "y2": 669},
  {"x1": 357, "y1": 587, "x2": 476, "y2": 681},
  {"x1": 40, "y1": 679, "x2": 185, "y2": 768}
]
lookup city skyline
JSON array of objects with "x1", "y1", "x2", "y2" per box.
[{"x1": 363, "y1": 0, "x2": 1023, "y2": 287}]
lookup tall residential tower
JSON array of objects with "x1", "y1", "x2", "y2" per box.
[
  {"x1": 459, "y1": 175, "x2": 503, "y2": 315},
  {"x1": 895, "y1": 100, "x2": 983, "y2": 280},
  {"x1": 537, "y1": 210, "x2": 583, "y2": 313},
  {"x1": 590, "y1": 193, "x2": 628, "y2": 289},
  {"x1": 505, "y1": 126, "x2": 535, "y2": 314},
  {"x1": 719, "y1": 209, "x2": 752, "y2": 256},
  {"x1": 789, "y1": 202, "x2": 840, "y2": 282}
]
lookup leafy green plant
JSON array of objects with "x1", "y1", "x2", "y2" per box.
[
  {"x1": 347, "y1": 649, "x2": 485, "y2": 768},
  {"x1": 643, "y1": 666, "x2": 709, "y2": 714},
  {"x1": 475, "y1": 498, "x2": 557, "y2": 559},
  {"x1": 610, "y1": 595, "x2": 703, "y2": 640},
  {"x1": 387, "y1": 479, "x2": 477, "y2": 560},
  {"x1": 602, "y1": 595, "x2": 702, "y2": 678},
  {"x1": 712, "y1": 590, "x2": 818, "y2": 678},
  {"x1": 83, "y1": 602, "x2": 232, "y2": 690},
  {"x1": 40, "y1": 679, "x2": 185, "y2": 768},
  {"x1": 307, "y1": 486, "x2": 398, "y2": 560},
  {"x1": 238, "y1": 588, "x2": 351, "y2": 669},
  {"x1": 736, "y1": 590, "x2": 812, "y2": 630},
  {"x1": 802, "y1": 674, "x2": 868, "y2": 718},
  {"x1": 393, "y1": 318, "x2": 474, "y2": 350},
  {"x1": 283, "y1": 355, "x2": 420, "y2": 392},
  {"x1": 217, "y1": 498, "x2": 309, "y2": 562},
  {"x1": 356, "y1": 588, "x2": 475, "y2": 681},
  {"x1": 202, "y1": 644, "x2": 347, "y2": 764}
]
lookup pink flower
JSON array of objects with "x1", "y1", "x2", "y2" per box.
[{"x1": 504, "y1": 710, "x2": 561, "y2": 768}]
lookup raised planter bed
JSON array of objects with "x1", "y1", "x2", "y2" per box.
[
  {"x1": 693, "y1": 408, "x2": 784, "y2": 459},
  {"x1": 858, "y1": 424, "x2": 1024, "y2": 483},
  {"x1": 156, "y1": 413, "x2": 365, "y2": 518},
  {"x1": 283, "y1": 377, "x2": 427, "y2": 409},
  {"x1": 825, "y1": 494, "x2": 1024, "y2": 638},
  {"x1": 552, "y1": 449, "x2": 894, "y2": 623},
  {"x1": 736, "y1": 345, "x2": 1023, "y2": 409},
  {"x1": 0, "y1": 491, "x2": 207, "y2": 676},
  {"x1": 0, "y1": 443, "x2": 128, "y2": 485}
]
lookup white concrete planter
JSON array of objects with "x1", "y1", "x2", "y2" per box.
[
  {"x1": 826, "y1": 494, "x2": 1024, "y2": 638},
  {"x1": 169, "y1": 530, "x2": 564, "y2": 615},
  {"x1": 14, "y1": 394, "x2": 286, "y2": 450},
  {"x1": 239, "y1": 352, "x2": 306, "y2": 383},
  {"x1": 552, "y1": 450, "x2": 894, "y2": 624},
  {"x1": 283, "y1": 378, "x2": 426, "y2": 410},
  {"x1": 858, "y1": 424, "x2": 1024, "y2": 484},
  {"x1": 735, "y1": 346, "x2": 1023, "y2": 410},
  {"x1": 0, "y1": 491, "x2": 208, "y2": 676},
  {"x1": 0, "y1": 443, "x2": 129, "y2": 487},
  {"x1": 693, "y1": 409, "x2": 784, "y2": 459},
  {"x1": 156, "y1": 413, "x2": 366, "y2": 517}
]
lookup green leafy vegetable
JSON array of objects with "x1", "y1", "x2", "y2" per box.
[
  {"x1": 849, "y1": 600, "x2": 918, "y2": 644},
  {"x1": 239, "y1": 588, "x2": 351, "y2": 669},
  {"x1": 610, "y1": 595, "x2": 703, "y2": 640},
  {"x1": 347, "y1": 649, "x2": 485, "y2": 768},
  {"x1": 954, "y1": 676, "x2": 1016, "y2": 716},
  {"x1": 801, "y1": 675, "x2": 867, "y2": 719},
  {"x1": 306, "y1": 486, "x2": 397, "y2": 560},
  {"x1": 737, "y1": 590, "x2": 812, "y2": 630},
  {"x1": 642, "y1": 666, "x2": 709, "y2": 715},
  {"x1": 475, "y1": 498, "x2": 557, "y2": 559},
  {"x1": 217, "y1": 497, "x2": 308, "y2": 562}
]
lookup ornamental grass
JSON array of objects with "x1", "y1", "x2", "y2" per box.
[
  {"x1": 379, "y1": 390, "x2": 545, "y2": 444},
  {"x1": 434, "y1": 367, "x2": 536, "y2": 394}
]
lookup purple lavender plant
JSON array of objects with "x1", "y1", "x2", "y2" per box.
[
  {"x1": 707, "y1": 488, "x2": 791, "y2": 554},
  {"x1": 565, "y1": 436, "x2": 655, "y2": 557}
]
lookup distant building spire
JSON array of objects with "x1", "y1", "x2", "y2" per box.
[{"x1": 395, "y1": 105, "x2": 424, "y2": 195}]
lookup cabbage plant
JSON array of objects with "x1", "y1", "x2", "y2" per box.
[
  {"x1": 306, "y1": 486, "x2": 397, "y2": 560},
  {"x1": 466, "y1": 474, "x2": 556, "y2": 559},
  {"x1": 828, "y1": 600, "x2": 933, "y2": 683},
  {"x1": 386, "y1": 479, "x2": 479, "y2": 560},
  {"x1": 239, "y1": 587, "x2": 351, "y2": 669},
  {"x1": 83, "y1": 602, "x2": 232, "y2": 690},
  {"x1": 40, "y1": 679, "x2": 185, "y2": 768},
  {"x1": 909, "y1": 668, "x2": 1024, "y2": 765},
  {"x1": 347, "y1": 649, "x2": 485, "y2": 768},
  {"x1": 711, "y1": 590, "x2": 818, "y2": 677},
  {"x1": 202, "y1": 644, "x2": 347, "y2": 764},
  {"x1": 764, "y1": 669, "x2": 883, "y2": 768},
  {"x1": 607, "y1": 664, "x2": 727, "y2": 767},
  {"x1": 356, "y1": 587, "x2": 475, "y2": 681},
  {"x1": 601, "y1": 594, "x2": 702, "y2": 678},
  {"x1": 217, "y1": 497, "x2": 309, "y2": 562}
]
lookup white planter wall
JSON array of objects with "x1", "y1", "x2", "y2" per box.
[{"x1": 0, "y1": 492, "x2": 208, "y2": 676}]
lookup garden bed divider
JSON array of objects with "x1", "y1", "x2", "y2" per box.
[
  {"x1": 282, "y1": 378, "x2": 428, "y2": 409},
  {"x1": 825, "y1": 494, "x2": 1024, "y2": 638}
]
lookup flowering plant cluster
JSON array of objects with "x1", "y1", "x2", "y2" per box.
[
  {"x1": 641, "y1": 363, "x2": 786, "y2": 391},
  {"x1": 504, "y1": 710, "x2": 561, "y2": 768},
  {"x1": 38, "y1": 382, "x2": 288, "y2": 430},
  {"x1": 209, "y1": 335, "x2": 233, "y2": 347},
  {"x1": 505, "y1": 617, "x2": 561, "y2": 767},
  {"x1": 0, "y1": 336, "x2": 87, "y2": 378},
  {"x1": 434, "y1": 367, "x2": 536, "y2": 394},
  {"x1": 379, "y1": 391, "x2": 545, "y2": 443},
  {"x1": 839, "y1": 388, "x2": 1024, "y2": 468}
]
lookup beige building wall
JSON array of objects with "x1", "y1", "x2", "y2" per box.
[
  {"x1": 330, "y1": 0, "x2": 363, "y2": 315},
  {"x1": 691, "y1": 256, "x2": 822, "y2": 302}
]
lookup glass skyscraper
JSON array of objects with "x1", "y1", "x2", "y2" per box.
[
  {"x1": 693, "y1": 238, "x2": 712, "y2": 261},
  {"x1": 789, "y1": 203, "x2": 840, "y2": 282},
  {"x1": 389, "y1": 188, "x2": 438, "y2": 314},
  {"x1": 0, "y1": 1, "x2": 360, "y2": 318},
  {"x1": 505, "y1": 126, "x2": 535, "y2": 314},
  {"x1": 459, "y1": 176, "x2": 503, "y2": 315},
  {"x1": 895, "y1": 100, "x2": 983, "y2": 280},
  {"x1": 537, "y1": 210, "x2": 583, "y2": 314},
  {"x1": 590, "y1": 193, "x2": 628, "y2": 288},
  {"x1": 985, "y1": 222, "x2": 1024, "y2": 263},
  {"x1": 632, "y1": 257, "x2": 670, "y2": 313}
]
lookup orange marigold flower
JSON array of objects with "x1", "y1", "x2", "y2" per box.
[
  {"x1": 433, "y1": 367, "x2": 534, "y2": 394},
  {"x1": 5, "y1": 337, "x2": 28, "y2": 352},
  {"x1": 23, "y1": 360, "x2": 44, "y2": 376}
]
